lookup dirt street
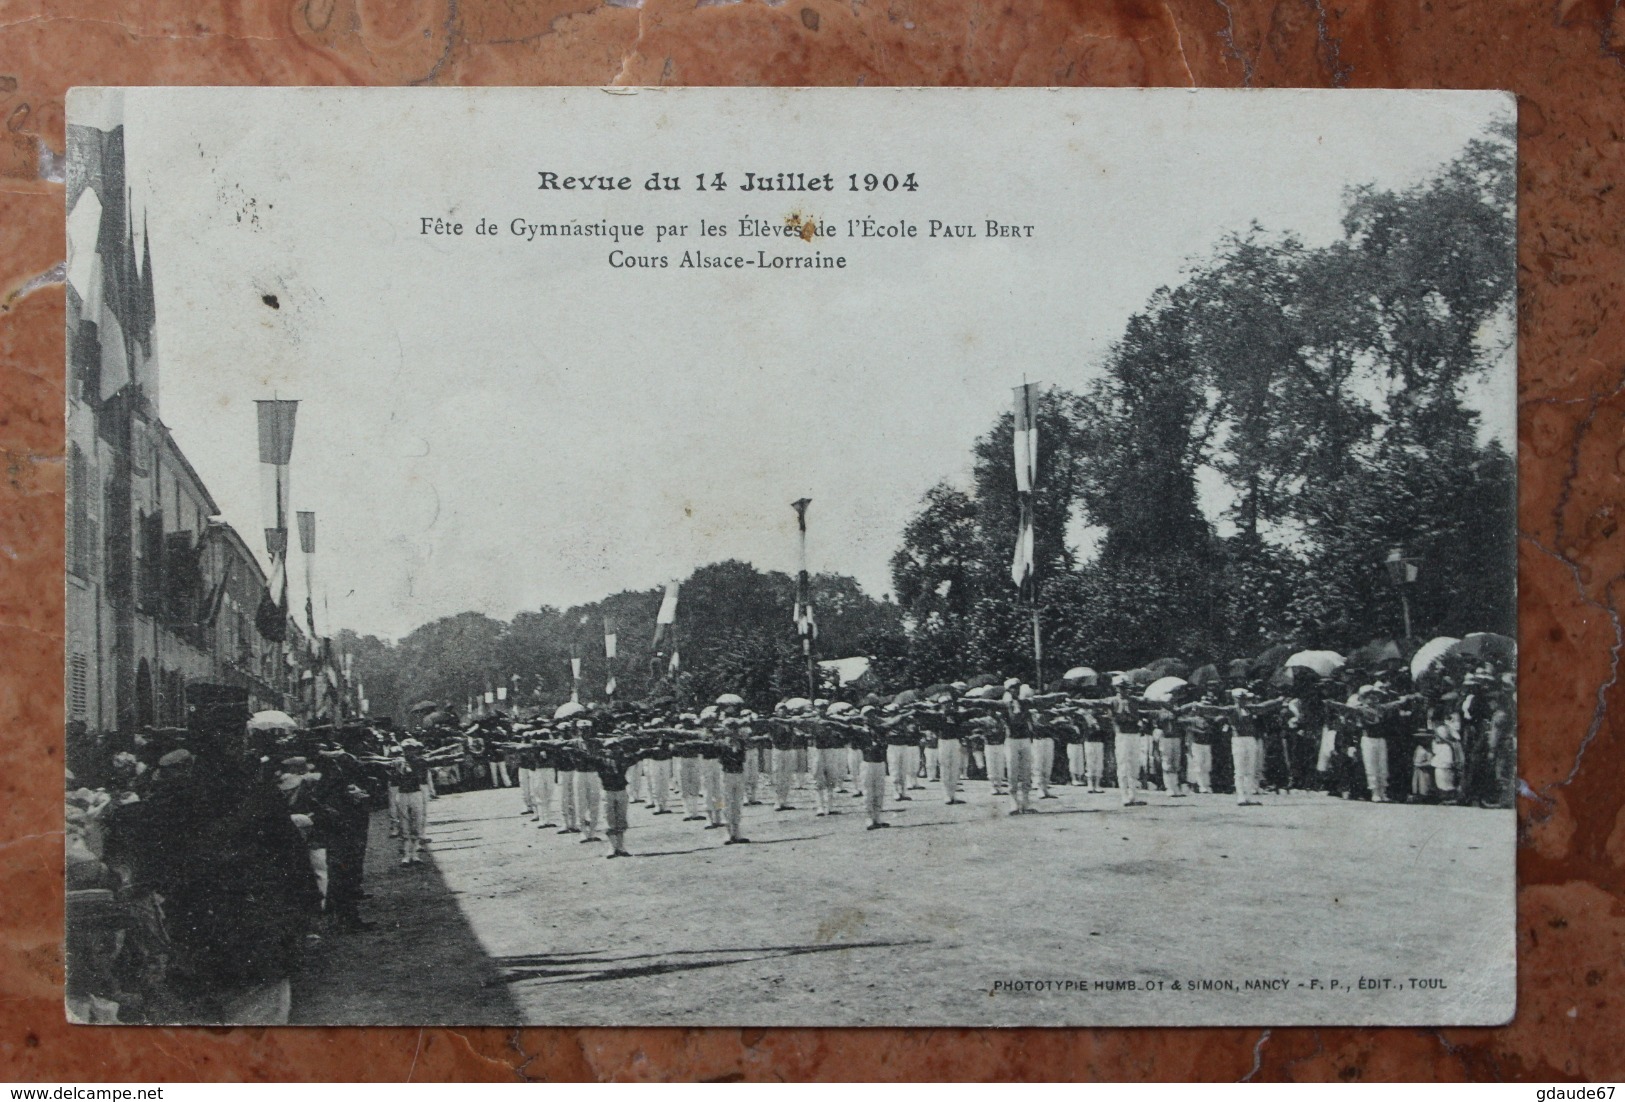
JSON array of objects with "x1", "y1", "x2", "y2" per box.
[{"x1": 293, "y1": 774, "x2": 1514, "y2": 1027}]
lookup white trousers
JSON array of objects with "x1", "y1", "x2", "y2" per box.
[
  {"x1": 1360, "y1": 735, "x2": 1391, "y2": 801},
  {"x1": 812, "y1": 746, "x2": 842, "y2": 791},
  {"x1": 575, "y1": 770, "x2": 602, "y2": 835},
  {"x1": 887, "y1": 744, "x2": 911, "y2": 795},
  {"x1": 863, "y1": 760, "x2": 887, "y2": 823},
  {"x1": 1188, "y1": 743, "x2": 1213, "y2": 792},
  {"x1": 938, "y1": 738, "x2": 963, "y2": 799},
  {"x1": 704, "y1": 760, "x2": 725, "y2": 822},
  {"x1": 1232, "y1": 735, "x2": 1262, "y2": 802},
  {"x1": 1006, "y1": 737, "x2": 1033, "y2": 798},
  {"x1": 1067, "y1": 743, "x2": 1085, "y2": 778},
  {"x1": 648, "y1": 758, "x2": 672, "y2": 811},
  {"x1": 771, "y1": 748, "x2": 796, "y2": 805},
  {"x1": 399, "y1": 790, "x2": 427, "y2": 860},
  {"x1": 924, "y1": 745, "x2": 940, "y2": 780},
  {"x1": 986, "y1": 743, "x2": 1008, "y2": 790},
  {"x1": 1033, "y1": 737, "x2": 1055, "y2": 794},
  {"x1": 1114, "y1": 733, "x2": 1141, "y2": 801},
  {"x1": 558, "y1": 770, "x2": 579, "y2": 830},
  {"x1": 1084, "y1": 741, "x2": 1106, "y2": 785},
  {"x1": 1158, "y1": 736, "x2": 1184, "y2": 792}
]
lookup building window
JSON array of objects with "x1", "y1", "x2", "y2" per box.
[
  {"x1": 68, "y1": 653, "x2": 88, "y2": 718},
  {"x1": 67, "y1": 444, "x2": 97, "y2": 580}
]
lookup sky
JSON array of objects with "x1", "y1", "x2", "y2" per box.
[{"x1": 83, "y1": 87, "x2": 1514, "y2": 641}]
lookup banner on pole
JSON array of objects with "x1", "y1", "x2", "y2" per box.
[{"x1": 255, "y1": 400, "x2": 299, "y2": 465}]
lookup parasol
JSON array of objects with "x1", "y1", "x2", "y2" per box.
[
  {"x1": 1445, "y1": 632, "x2": 1515, "y2": 666},
  {"x1": 553, "y1": 701, "x2": 586, "y2": 720},
  {"x1": 1409, "y1": 636, "x2": 1462, "y2": 681},
  {"x1": 247, "y1": 710, "x2": 299, "y2": 732},
  {"x1": 1284, "y1": 650, "x2": 1345, "y2": 678},
  {"x1": 1250, "y1": 643, "x2": 1295, "y2": 675},
  {"x1": 715, "y1": 693, "x2": 745, "y2": 706},
  {"x1": 892, "y1": 689, "x2": 922, "y2": 707},
  {"x1": 1188, "y1": 663, "x2": 1222, "y2": 687},
  {"x1": 1062, "y1": 666, "x2": 1098, "y2": 684},
  {"x1": 1143, "y1": 676, "x2": 1189, "y2": 704},
  {"x1": 1147, "y1": 657, "x2": 1190, "y2": 678}
]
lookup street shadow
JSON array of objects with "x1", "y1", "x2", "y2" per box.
[
  {"x1": 290, "y1": 811, "x2": 522, "y2": 1025},
  {"x1": 492, "y1": 938, "x2": 931, "y2": 987}
]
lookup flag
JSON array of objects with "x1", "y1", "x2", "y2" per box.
[
  {"x1": 653, "y1": 581, "x2": 680, "y2": 644},
  {"x1": 297, "y1": 511, "x2": 316, "y2": 637},
  {"x1": 791, "y1": 498, "x2": 816, "y2": 646},
  {"x1": 256, "y1": 400, "x2": 299, "y2": 465},
  {"x1": 669, "y1": 649, "x2": 681, "y2": 675},
  {"x1": 200, "y1": 560, "x2": 232, "y2": 626},
  {"x1": 484, "y1": 690, "x2": 494, "y2": 705},
  {"x1": 604, "y1": 620, "x2": 618, "y2": 660},
  {"x1": 1012, "y1": 382, "x2": 1040, "y2": 494},
  {"x1": 1011, "y1": 498, "x2": 1036, "y2": 597},
  {"x1": 497, "y1": 686, "x2": 507, "y2": 701},
  {"x1": 1011, "y1": 382, "x2": 1041, "y2": 601},
  {"x1": 605, "y1": 675, "x2": 617, "y2": 697},
  {"x1": 255, "y1": 561, "x2": 287, "y2": 642},
  {"x1": 570, "y1": 657, "x2": 582, "y2": 680}
]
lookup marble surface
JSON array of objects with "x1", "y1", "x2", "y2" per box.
[{"x1": 1, "y1": 0, "x2": 1622, "y2": 1081}]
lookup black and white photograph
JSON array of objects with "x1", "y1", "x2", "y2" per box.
[{"x1": 63, "y1": 86, "x2": 1517, "y2": 1028}]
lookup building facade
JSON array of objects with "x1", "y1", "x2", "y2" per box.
[{"x1": 66, "y1": 117, "x2": 315, "y2": 736}]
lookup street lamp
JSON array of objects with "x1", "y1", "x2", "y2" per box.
[{"x1": 1384, "y1": 546, "x2": 1419, "y2": 639}]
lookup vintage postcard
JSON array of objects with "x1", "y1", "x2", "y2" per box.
[{"x1": 63, "y1": 87, "x2": 1516, "y2": 1027}]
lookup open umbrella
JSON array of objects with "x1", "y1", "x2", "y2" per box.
[
  {"x1": 553, "y1": 701, "x2": 586, "y2": 720},
  {"x1": 1225, "y1": 658, "x2": 1252, "y2": 682},
  {"x1": 1410, "y1": 636, "x2": 1462, "y2": 681},
  {"x1": 1285, "y1": 650, "x2": 1345, "y2": 678},
  {"x1": 715, "y1": 693, "x2": 745, "y2": 706},
  {"x1": 408, "y1": 700, "x2": 439, "y2": 714},
  {"x1": 1250, "y1": 643, "x2": 1295, "y2": 675},
  {"x1": 1062, "y1": 666, "x2": 1098, "y2": 684},
  {"x1": 782, "y1": 697, "x2": 813, "y2": 712},
  {"x1": 1348, "y1": 639, "x2": 1402, "y2": 670},
  {"x1": 1445, "y1": 632, "x2": 1515, "y2": 666},
  {"x1": 1272, "y1": 664, "x2": 1321, "y2": 690},
  {"x1": 247, "y1": 710, "x2": 299, "y2": 732},
  {"x1": 1188, "y1": 663, "x2": 1222, "y2": 687},
  {"x1": 1122, "y1": 667, "x2": 1159, "y2": 687},
  {"x1": 921, "y1": 683, "x2": 956, "y2": 697},
  {"x1": 964, "y1": 673, "x2": 1003, "y2": 689},
  {"x1": 1147, "y1": 657, "x2": 1190, "y2": 678},
  {"x1": 964, "y1": 685, "x2": 1001, "y2": 699},
  {"x1": 1143, "y1": 676, "x2": 1189, "y2": 703},
  {"x1": 892, "y1": 688, "x2": 922, "y2": 707}
]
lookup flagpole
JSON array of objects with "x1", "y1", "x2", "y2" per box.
[{"x1": 792, "y1": 498, "x2": 815, "y2": 698}]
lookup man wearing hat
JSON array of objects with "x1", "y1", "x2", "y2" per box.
[
  {"x1": 644, "y1": 724, "x2": 675, "y2": 814},
  {"x1": 572, "y1": 720, "x2": 604, "y2": 843},
  {"x1": 393, "y1": 740, "x2": 431, "y2": 864},
  {"x1": 855, "y1": 710, "x2": 892, "y2": 829},
  {"x1": 716, "y1": 719, "x2": 755, "y2": 843},
  {"x1": 1004, "y1": 687, "x2": 1037, "y2": 814},
  {"x1": 916, "y1": 694, "x2": 966, "y2": 805},
  {"x1": 1101, "y1": 683, "x2": 1146, "y2": 806},
  {"x1": 767, "y1": 704, "x2": 800, "y2": 811},
  {"x1": 805, "y1": 706, "x2": 848, "y2": 816}
]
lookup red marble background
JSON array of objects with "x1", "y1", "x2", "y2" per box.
[{"x1": 0, "y1": 0, "x2": 1621, "y2": 1081}]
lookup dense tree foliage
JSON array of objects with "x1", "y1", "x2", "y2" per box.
[{"x1": 888, "y1": 127, "x2": 1515, "y2": 678}]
